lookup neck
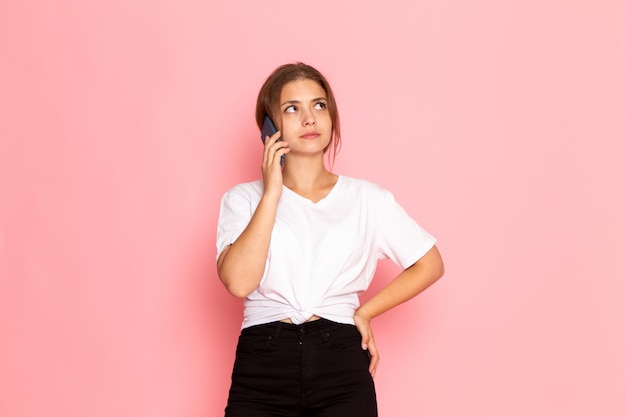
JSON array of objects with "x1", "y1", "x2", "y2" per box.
[{"x1": 281, "y1": 156, "x2": 338, "y2": 200}]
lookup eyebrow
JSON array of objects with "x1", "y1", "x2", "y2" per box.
[{"x1": 280, "y1": 97, "x2": 328, "y2": 107}]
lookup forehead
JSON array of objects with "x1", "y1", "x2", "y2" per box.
[{"x1": 280, "y1": 79, "x2": 327, "y2": 101}]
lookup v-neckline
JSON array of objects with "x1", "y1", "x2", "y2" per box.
[{"x1": 283, "y1": 175, "x2": 342, "y2": 205}]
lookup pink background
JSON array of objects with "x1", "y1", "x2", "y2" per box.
[{"x1": 1, "y1": 1, "x2": 625, "y2": 416}]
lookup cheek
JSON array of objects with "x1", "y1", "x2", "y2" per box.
[
  {"x1": 321, "y1": 112, "x2": 332, "y2": 127},
  {"x1": 280, "y1": 113, "x2": 298, "y2": 128},
  {"x1": 280, "y1": 120, "x2": 299, "y2": 141}
]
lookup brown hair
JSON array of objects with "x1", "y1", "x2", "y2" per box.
[{"x1": 255, "y1": 62, "x2": 341, "y2": 163}]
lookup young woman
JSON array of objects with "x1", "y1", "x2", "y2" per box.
[{"x1": 216, "y1": 62, "x2": 444, "y2": 417}]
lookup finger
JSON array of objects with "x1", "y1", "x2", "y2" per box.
[
  {"x1": 354, "y1": 323, "x2": 370, "y2": 350},
  {"x1": 264, "y1": 131, "x2": 282, "y2": 146},
  {"x1": 263, "y1": 131, "x2": 281, "y2": 156},
  {"x1": 263, "y1": 136, "x2": 287, "y2": 167},
  {"x1": 273, "y1": 144, "x2": 289, "y2": 165},
  {"x1": 368, "y1": 343, "x2": 380, "y2": 377},
  {"x1": 361, "y1": 333, "x2": 369, "y2": 350}
]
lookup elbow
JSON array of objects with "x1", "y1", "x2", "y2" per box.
[
  {"x1": 223, "y1": 281, "x2": 256, "y2": 298},
  {"x1": 218, "y1": 268, "x2": 258, "y2": 298},
  {"x1": 217, "y1": 246, "x2": 261, "y2": 298},
  {"x1": 436, "y1": 260, "x2": 445, "y2": 280},
  {"x1": 434, "y1": 249, "x2": 445, "y2": 280},
  {"x1": 422, "y1": 245, "x2": 445, "y2": 281},
  {"x1": 434, "y1": 255, "x2": 446, "y2": 279}
]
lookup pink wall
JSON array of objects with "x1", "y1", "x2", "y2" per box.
[{"x1": 1, "y1": 1, "x2": 625, "y2": 416}]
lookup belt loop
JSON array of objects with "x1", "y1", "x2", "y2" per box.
[
  {"x1": 270, "y1": 323, "x2": 282, "y2": 344},
  {"x1": 274, "y1": 324, "x2": 283, "y2": 339},
  {"x1": 320, "y1": 322, "x2": 331, "y2": 343}
]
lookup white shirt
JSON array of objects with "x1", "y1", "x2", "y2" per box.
[{"x1": 216, "y1": 176, "x2": 436, "y2": 329}]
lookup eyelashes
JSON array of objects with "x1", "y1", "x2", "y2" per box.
[{"x1": 283, "y1": 100, "x2": 328, "y2": 114}]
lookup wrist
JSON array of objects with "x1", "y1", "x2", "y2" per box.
[
  {"x1": 355, "y1": 306, "x2": 373, "y2": 321},
  {"x1": 259, "y1": 192, "x2": 281, "y2": 208}
]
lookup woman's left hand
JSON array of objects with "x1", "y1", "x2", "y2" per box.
[{"x1": 354, "y1": 308, "x2": 379, "y2": 378}]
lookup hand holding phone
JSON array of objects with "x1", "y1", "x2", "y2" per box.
[{"x1": 261, "y1": 115, "x2": 285, "y2": 166}]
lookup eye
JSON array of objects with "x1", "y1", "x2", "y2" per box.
[
  {"x1": 314, "y1": 101, "x2": 327, "y2": 110},
  {"x1": 284, "y1": 105, "x2": 297, "y2": 113}
]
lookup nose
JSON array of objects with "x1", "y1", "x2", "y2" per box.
[{"x1": 302, "y1": 108, "x2": 316, "y2": 126}]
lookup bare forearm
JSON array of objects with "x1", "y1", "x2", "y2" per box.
[
  {"x1": 217, "y1": 195, "x2": 279, "y2": 297},
  {"x1": 357, "y1": 246, "x2": 444, "y2": 320}
]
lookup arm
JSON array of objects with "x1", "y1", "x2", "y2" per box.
[
  {"x1": 217, "y1": 195, "x2": 278, "y2": 297},
  {"x1": 354, "y1": 245, "x2": 444, "y2": 377},
  {"x1": 217, "y1": 131, "x2": 289, "y2": 298}
]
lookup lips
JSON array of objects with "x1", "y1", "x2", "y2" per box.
[{"x1": 300, "y1": 131, "x2": 320, "y2": 140}]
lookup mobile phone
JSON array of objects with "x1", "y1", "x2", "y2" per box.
[{"x1": 261, "y1": 115, "x2": 284, "y2": 166}]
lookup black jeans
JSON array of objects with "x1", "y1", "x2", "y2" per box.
[{"x1": 225, "y1": 318, "x2": 378, "y2": 417}]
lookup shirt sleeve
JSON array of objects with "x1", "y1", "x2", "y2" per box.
[
  {"x1": 215, "y1": 185, "x2": 257, "y2": 261},
  {"x1": 375, "y1": 189, "x2": 437, "y2": 269}
]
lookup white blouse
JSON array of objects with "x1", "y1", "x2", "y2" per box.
[{"x1": 216, "y1": 176, "x2": 436, "y2": 329}]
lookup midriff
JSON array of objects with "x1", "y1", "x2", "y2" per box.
[{"x1": 280, "y1": 315, "x2": 321, "y2": 324}]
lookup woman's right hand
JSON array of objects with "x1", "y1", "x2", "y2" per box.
[{"x1": 262, "y1": 131, "x2": 290, "y2": 199}]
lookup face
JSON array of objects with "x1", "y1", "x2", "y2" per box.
[{"x1": 277, "y1": 79, "x2": 332, "y2": 158}]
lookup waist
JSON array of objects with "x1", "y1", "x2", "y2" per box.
[
  {"x1": 280, "y1": 315, "x2": 321, "y2": 324},
  {"x1": 241, "y1": 300, "x2": 358, "y2": 329},
  {"x1": 241, "y1": 317, "x2": 351, "y2": 338}
]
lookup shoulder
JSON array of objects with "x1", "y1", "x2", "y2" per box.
[
  {"x1": 339, "y1": 176, "x2": 392, "y2": 199},
  {"x1": 222, "y1": 179, "x2": 264, "y2": 200},
  {"x1": 222, "y1": 180, "x2": 263, "y2": 203}
]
